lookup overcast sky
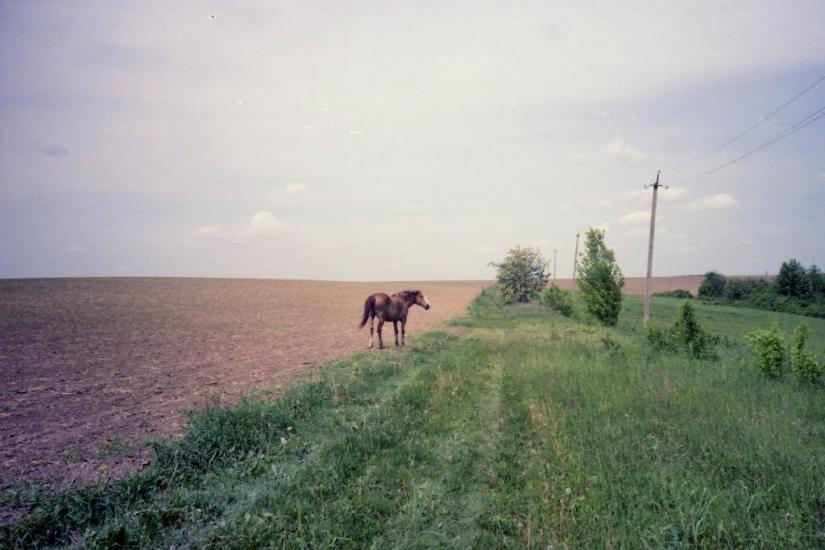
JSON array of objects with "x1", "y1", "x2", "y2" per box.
[{"x1": 1, "y1": 1, "x2": 824, "y2": 280}]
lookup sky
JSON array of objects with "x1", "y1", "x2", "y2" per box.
[{"x1": 1, "y1": 1, "x2": 824, "y2": 281}]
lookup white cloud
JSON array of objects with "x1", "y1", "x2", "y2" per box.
[
  {"x1": 597, "y1": 199, "x2": 612, "y2": 208},
  {"x1": 284, "y1": 182, "x2": 308, "y2": 196},
  {"x1": 661, "y1": 186, "x2": 688, "y2": 203},
  {"x1": 194, "y1": 211, "x2": 289, "y2": 243},
  {"x1": 684, "y1": 193, "x2": 736, "y2": 210},
  {"x1": 603, "y1": 140, "x2": 647, "y2": 165},
  {"x1": 246, "y1": 211, "x2": 288, "y2": 239},
  {"x1": 619, "y1": 210, "x2": 650, "y2": 225}
]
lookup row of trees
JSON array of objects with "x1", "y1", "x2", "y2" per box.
[
  {"x1": 698, "y1": 260, "x2": 825, "y2": 318},
  {"x1": 490, "y1": 228, "x2": 624, "y2": 325}
]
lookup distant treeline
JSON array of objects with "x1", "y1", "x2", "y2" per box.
[{"x1": 696, "y1": 260, "x2": 825, "y2": 318}]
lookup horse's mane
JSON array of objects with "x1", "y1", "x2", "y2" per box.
[{"x1": 393, "y1": 290, "x2": 419, "y2": 301}]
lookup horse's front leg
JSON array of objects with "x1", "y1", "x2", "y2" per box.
[
  {"x1": 393, "y1": 321, "x2": 399, "y2": 346},
  {"x1": 377, "y1": 319, "x2": 385, "y2": 349},
  {"x1": 401, "y1": 319, "x2": 406, "y2": 346}
]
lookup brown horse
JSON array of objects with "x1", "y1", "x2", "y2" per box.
[{"x1": 358, "y1": 290, "x2": 430, "y2": 349}]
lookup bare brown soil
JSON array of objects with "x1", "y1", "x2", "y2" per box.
[{"x1": 0, "y1": 278, "x2": 488, "y2": 489}]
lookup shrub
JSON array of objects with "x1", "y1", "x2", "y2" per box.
[
  {"x1": 723, "y1": 278, "x2": 770, "y2": 300},
  {"x1": 789, "y1": 323, "x2": 823, "y2": 383},
  {"x1": 540, "y1": 284, "x2": 575, "y2": 316},
  {"x1": 490, "y1": 246, "x2": 549, "y2": 303},
  {"x1": 646, "y1": 326, "x2": 675, "y2": 352},
  {"x1": 646, "y1": 301, "x2": 718, "y2": 359},
  {"x1": 698, "y1": 271, "x2": 726, "y2": 298},
  {"x1": 671, "y1": 302, "x2": 718, "y2": 359},
  {"x1": 652, "y1": 289, "x2": 693, "y2": 299},
  {"x1": 746, "y1": 325, "x2": 786, "y2": 378},
  {"x1": 576, "y1": 228, "x2": 624, "y2": 325}
]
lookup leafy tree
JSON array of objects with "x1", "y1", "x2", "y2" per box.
[
  {"x1": 540, "y1": 284, "x2": 575, "y2": 316},
  {"x1": 698, "y1": 271, "x2": 727, "y2": 298},
  {"x1": 490, "y1": 246, "x2": 549, "y2": 303},
  {"x1": 576, "y1": 228, "x2": 624, "y2": 325},
  {"x1": 808, "y1": 265, "x2": 825, "y2": 297},
  {"x1": 776, "y1": 259, "x2": 811, "y2": 299},
  {"x1": 789, "y1": 323, "x2": 823, "y2": 383}
]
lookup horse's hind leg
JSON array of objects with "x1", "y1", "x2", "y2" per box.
[
  {"x1": 393, "y1": 321, "x2": 399, "y2": 346},
  {"x1": 368, "y1": 314, "x2": 375, "y2": 348},
  {"x1": 377, "y1": 319, "x2": 385, "y2": 349}
]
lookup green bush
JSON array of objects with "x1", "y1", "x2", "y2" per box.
[
  {"x1": 789, "y1": 323, "x2": 823, "y2": 383},
  {"x1": 652, "y1": 289, "x2": 693, "y2": 299},
  {"x1": 490, "y1": 246, "x2": 549, "y2": 303},
  {"x1": 698, "y1": 271, "x2": 726, "y2": 298},
  {"x1": 746, "y1": 325, "x2": 786, "y2": 378},
  {"x1": 723, "y1": 278, "x2": 769, "y2": 300},
  {"x1": 646, "y1": 326, "x2": 675, "y2": 352},
  {"x1": 540, "y1": 284, "x2": 575, "y2": 316},
  {"x1": 645, "y1": 301, "x2": 718, "y2": 359},
  {"x1": 671, "y1": 302, "x2": 719, "y2": 359},
  {"x1": 576, "y1": 228, "x2": 624, "y2": 325}
]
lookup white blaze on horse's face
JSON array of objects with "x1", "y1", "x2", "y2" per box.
[{"x1": 418, "y1": 293, "x2": 430, "y2": 310}]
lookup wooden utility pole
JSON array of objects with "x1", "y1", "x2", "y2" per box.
[
  {"x1": 643, "y1": 171, "x2": 665, "y2": 326},
  {"x1": 572, "y1": 231, "x2": 580, "y2": 283},
  {"x1": 553, "y1": 248, "x2": 557, "y2": 280}
]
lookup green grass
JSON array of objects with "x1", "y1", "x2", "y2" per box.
[
  {"x1": 3, "y1": 292, "x2": 825, "y2": 548},
  {"x1": 625, "y1": 294, "x2": 825, "y2": 356}
]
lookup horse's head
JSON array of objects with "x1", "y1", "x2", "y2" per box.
[{"x1": 409, "y1": 290, "x2": 430, "y2": 310}]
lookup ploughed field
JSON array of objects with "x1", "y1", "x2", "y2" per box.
[{"x1": 0, "y1": 278, "x2": 487, "y2": 488}]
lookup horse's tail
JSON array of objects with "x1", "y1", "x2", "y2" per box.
[{"x1": 358, "y1": 295, "x2": 375, "y2": 329}]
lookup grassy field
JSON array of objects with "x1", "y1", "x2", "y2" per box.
[{"x1": 3, "y1": 292, "x2": 825, "y2": 548}]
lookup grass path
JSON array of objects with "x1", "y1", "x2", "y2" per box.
[{"x1": 3, "y1": 292, "x2": 825, "y2": 548}]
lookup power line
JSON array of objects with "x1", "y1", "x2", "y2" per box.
[
  {"x1": 683, "y1": 103, "x2": 825, "y2": 182},
  {"x1": 686, "y1": 73, "x2": 825, "y2": 167}
]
